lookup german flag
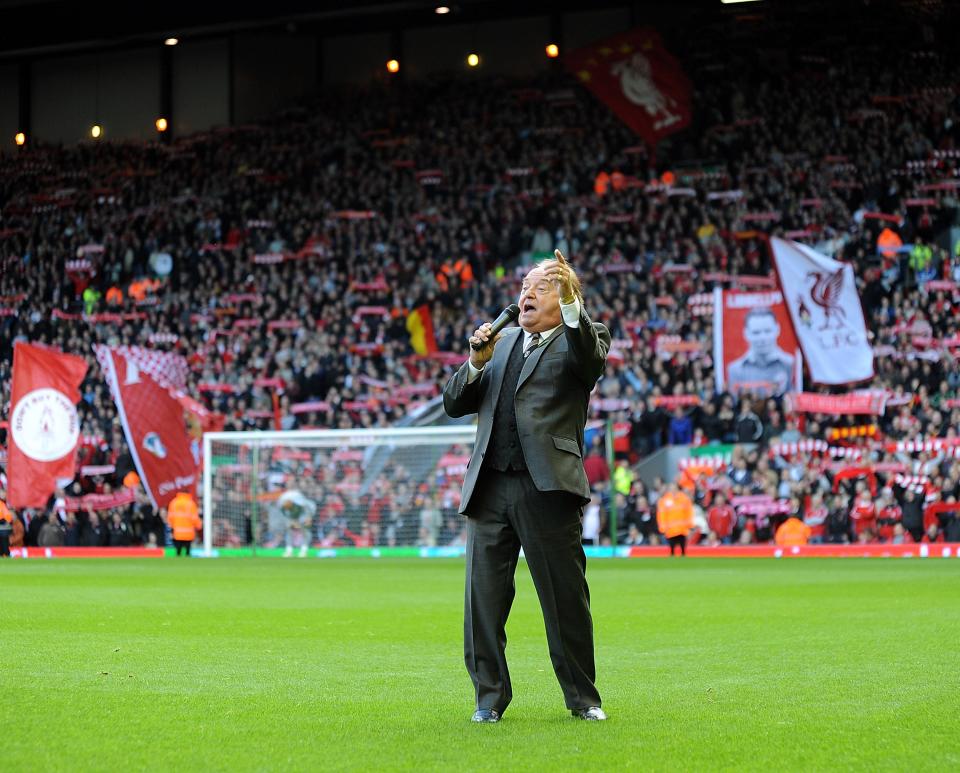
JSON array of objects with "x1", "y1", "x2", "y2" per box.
[{"x1": 406, "y1": 304, "x2": 438, "y2": 355}]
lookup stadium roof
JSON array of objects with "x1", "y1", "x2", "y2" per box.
[{"x1": 0, "y1": 0, "x2": 951, "y2": 60}]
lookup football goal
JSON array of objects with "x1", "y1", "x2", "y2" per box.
[{"x1": 201, "y1": 426, "x2": 477, "y2": 555}]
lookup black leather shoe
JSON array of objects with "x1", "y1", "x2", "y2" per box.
[
  {"x1": 471, "y1": 708, "x2": 501, "y2": 723},
  {"x1": 572, "y1": 706, "x2": 607, "y2": 721}
]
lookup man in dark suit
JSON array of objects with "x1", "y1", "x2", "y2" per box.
[{"x1": 443, "y1": 249, "x2": 611, "y2": 723}]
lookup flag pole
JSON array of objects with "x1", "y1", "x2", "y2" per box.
[{"x1": 605, "y1": 417, "x2": 618, "y2": 554}]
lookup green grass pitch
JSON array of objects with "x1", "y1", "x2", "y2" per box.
[{"x1": 4, "y1": 557, "x2": 959, "y2": 771}]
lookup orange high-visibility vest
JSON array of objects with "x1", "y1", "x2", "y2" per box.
[
  {"x1": 594, "y1": 171, "x2": 610, "y2": 196},
  {"x1": 775, "y1": 517, "x2": 811, "y2": 547},
  {"x1": 167, "y1": 493, "x2": 201, "y2": 541},
  {"x1": 453, "y1": 258, "x2": 474, "y2": 285},
  {"x1": 657, "y1": 492, "x2": 694, "y2": 538},
  {"x1": 128, "y1": 280, "x2": 147, "y2": 301},
  {"x1": 435, "y1": 262, "x2": 451, "y2": 292}
]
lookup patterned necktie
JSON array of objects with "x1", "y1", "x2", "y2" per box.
[{"x1": 524, "y1": 332, "x2": 541, "y2": 358}]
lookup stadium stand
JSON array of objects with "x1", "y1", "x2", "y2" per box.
[{"x1": 2, "y1": 19, "x2": 960, "y2": 548}]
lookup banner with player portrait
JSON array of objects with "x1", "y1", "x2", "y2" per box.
[{"x1": 713, "y1": 288, "x2": 802, "y2": 396}]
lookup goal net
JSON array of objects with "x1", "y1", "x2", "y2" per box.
[{"x1": 201, "y1": 426, "x2": 476, "y2": 555}]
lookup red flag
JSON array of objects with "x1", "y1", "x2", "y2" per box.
[
  {"x1": 7, "y1": 342, "x2": 88, "y2": 507},
  {"x1": 94, "y1": 346, "x2": 197, "y2": 508},
  {"x1": 565, "y1": 27, "x2": 691, "y2": 146}
]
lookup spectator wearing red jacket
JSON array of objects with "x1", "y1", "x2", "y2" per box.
[
  {"x1": 849, "y1": 491, "x2": 877, "y2": 540},
  {"x1": 877, "y1": 491, "x2": 902, "y2": 542},
  {"x1": 583, "y1": 435, "x2": 610, "y2": 488},
  {"x1": 707, "y1": 492, "x2": 736, "y2": 544}
]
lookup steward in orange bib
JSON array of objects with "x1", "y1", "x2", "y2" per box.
[
  {"x1": 775, "y1": 517, "x2": 811, "y2": 547},
  {"x1": 657, "y1": 481, "x2": 694, "y2": 556},
  {"x1": 167, "y1": 491, "x2": 201, "y2": 556},
  {"x1": 593, "y1": 171, "x2": 610, "y2": 196},
  {"x1": 436, "y1": 258, "x2": 475, "y2": 292}
]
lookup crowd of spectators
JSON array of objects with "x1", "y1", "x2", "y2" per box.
[
  {"x1": 1, "y1": 15, "x2": 960, "y2": 548},
  {"x1": 581, "y1": 442, "x2": 960, "y2": 549}
]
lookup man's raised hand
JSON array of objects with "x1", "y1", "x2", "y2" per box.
[{"x1": 550, "y1": 249, "x2": 576, "y2": 304}]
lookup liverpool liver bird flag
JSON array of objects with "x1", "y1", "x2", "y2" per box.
[
  {"x1": 565, "y1": 27, "x2": 691, "y2": 146},
  {"x1": 770, "y1": 237, "x2": 874, "y2": 385},
  {"x1": 7, "y1": 342, "x2": 88, "y2": 507}
]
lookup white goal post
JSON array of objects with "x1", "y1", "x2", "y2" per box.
[{"x1": 201, "y1": 426, "x2": 477, "y2": 555}]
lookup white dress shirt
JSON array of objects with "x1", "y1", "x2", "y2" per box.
[{"x1": 467, "y1": 298, "x2": 581, "y2": 382}]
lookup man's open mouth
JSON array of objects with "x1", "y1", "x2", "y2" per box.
[{"x1": 523, "y1": 302, "x2": 536, "y2": 313}]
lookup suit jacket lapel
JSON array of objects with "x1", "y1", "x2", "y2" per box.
[{"x1": 517, "y1": 326, "x2": 564, "y2": 391}]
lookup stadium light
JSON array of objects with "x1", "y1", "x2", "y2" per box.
[
  {"x1": 165, "y1": 37, "x2": 179, "y2": 46},
  {"x1": 91, "y1": 125, "x2": 102, "y2": 139},
  {"x1": 386, "y1": 59, "x2": 400, "y2": 74},
  {"x1": 156, "y1": 117, "x2": 169, "y2": 132},
  {"x1": 720, "y1": 0, "x2": 764, "y2": 4},
  {"x1": 545, "y1": 43, "x2": 559, "y2": 59},
  {"x1": 14, "y1": 132, "x2": 25, "y2": 146},
  {"x1": 466, "y1": 52, "x2": 480, "y2": 67},
  {"x1": 435, "y1": 6, "x2": 450, "y2": 13}
]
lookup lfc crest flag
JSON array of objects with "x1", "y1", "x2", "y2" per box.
[
  {"x1": 770, "y1": 237, "x2": 874, "y2": 385},
  {"x1": 7, "y1": 342, "x2": 88, "y2": 507},
  {"x1": 565, "y1": 27, "x2": 691, "y2": 146}
]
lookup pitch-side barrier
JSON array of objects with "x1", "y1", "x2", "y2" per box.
[{"x1": 8, "y1": 544, "x2": 960, "y2": 559}]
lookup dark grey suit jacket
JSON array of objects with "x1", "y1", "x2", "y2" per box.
[{"x1": 442, "y1": 307, "x2": 611, "y2": 514}]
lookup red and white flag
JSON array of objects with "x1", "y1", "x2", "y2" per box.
[
  {"x1": 7, "y1": 342, "x2": 88, "y2": 507},
  {"x1": 770, "y1": 237, "x2": 874, "y2": 385},
  {"x1": 565, "y1": 27, "x2": 691, "y2": 147},
  {"x1": 94, "y1": 346, "x2": 197, "y2": 509}
]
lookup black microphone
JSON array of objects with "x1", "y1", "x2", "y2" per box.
[{"x1": 470, "y1": 304, "x2": 521, "y2": 350}]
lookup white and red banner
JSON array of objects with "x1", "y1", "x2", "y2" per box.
[
  {"x1": 713, "y1": 288, "x2": 802, "y2": 396},
  {"x1": 6, "y1": 342, "x2": 88, "y2": 507},
  {"x1": 786, "y1": 391, "x2": 887, "y2": 416},
  {"x1": 565, "y1": 28, "x2": 691, "y2": 146},
  {"x1": 94, "y1": 346, "x2": 197, "y2": 508},
  {"x1": 770, "y1": 237, "x2": 874, "y2": 385}
]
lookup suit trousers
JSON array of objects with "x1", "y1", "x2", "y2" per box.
[{"x1": 464, "y1": 467, "x2": 601, "y2": 714}]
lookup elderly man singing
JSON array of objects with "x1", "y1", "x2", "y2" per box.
[{"x1": 443, "y1": 249, "x2": 611, "y2": 723}]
